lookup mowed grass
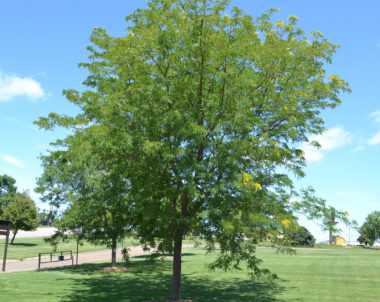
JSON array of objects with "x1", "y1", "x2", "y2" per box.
[
  {"x1": 257, "y1": 246, "x2": 380, "y2": 301},
  {"x1": 0, "y1": 236, "x2": 140, "y2": 260},
  {"x1": 1, "y1": 246, "x2": 380, "y2": 302}
]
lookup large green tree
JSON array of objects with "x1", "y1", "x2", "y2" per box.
[
  {"x1": 1, "y1": 192, "x2": 39, "y2": 244},
  {"x1": 0, "y1": 174, "x2": 17, "y2": 215},
  {"x1": 358, "y1": 211, "x2": 380, "y2": 246},
  {"x1": 36, "y1": 0, "x2": 349, "y2": 300}
]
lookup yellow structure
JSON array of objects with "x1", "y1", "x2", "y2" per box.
[{"x1": 335, "y1": 237, "x2": 346, "y2": 245}]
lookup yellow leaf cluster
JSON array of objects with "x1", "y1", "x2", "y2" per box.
[
  {"x1": 311, "y1": 30, "x2": 324, "y2": 37},
  {"x1": 281, "y1": 219, "x2": 291, "y2": 228},
  {"x1": 243, "y1": 173, "x2": 262, "y2": 190},
  {"x1": 328, "y1": 75, "x2": 339, "y2": 81},
  {"x1": 275, "y1": 21, "x2": 284, "y2": 28},
  {"x1": 288, "y1": 15, "x2": 299, "y2": 21},
  {"x1": 243, "y1": 172, "x2": 252, "y2": 185}
]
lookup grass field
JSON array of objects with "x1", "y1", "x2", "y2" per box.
[
  {"x1": 0, "y1": 236, "x2": 140, "y2": 260},
  {"x1": 1, "y1": 246, "x2": 379, "y2": 302}
]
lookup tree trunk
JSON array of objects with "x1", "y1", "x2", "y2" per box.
[
  {"x1": 329, "y1": 229, "x2": 333, "y2": 245},
  {"x1": 76, "y1": 240, "x2": 79, "y2": 265},
  {"x1": 329, "y1": 210, "x2": 335, "y2": 245},
  {"x1": 170, "y1": 228, "x2": 184, "y2": 301},
  {"x1": 111, "y1": 236, "x2": 117, "y2": 267},
  {"x1": 10, "y1": 230, "x2": 17, "y2": 245}
]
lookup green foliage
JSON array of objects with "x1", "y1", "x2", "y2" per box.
[
  {"x1": 1, "y1": 192, "x2": 39, "y2": 244},
  {"x1": 0, "y1": 174, "x2": 17, "y2": 215},
  {"x1": 38, "y1": 210, "x2": 52, "y2": 226},
  {"x1": 35, "y1": 0, "x2": 350, "y2": 299},
  {"x1": 121, "y1": 247, "x2": 131, "y2": 266},
  {"x1": 36, "y1": 141, "x2": 135, "y2": 266},
  {"x1": 358, "y1": 211, "x2": 380, "y2": 246},
  {"x1": 36, "y1": 87, "x2": 135, "y2": 266},
  {"x1": 287, "y1": 225, "x2": 315, "y2": 247}
]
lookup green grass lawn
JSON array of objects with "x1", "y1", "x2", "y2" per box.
[
  {"x1": 1, "y1": 246, "x2": 380, "y2": 301},
  {"x1": 0, "y1": 236, "x2": 140, "y2": 260}
]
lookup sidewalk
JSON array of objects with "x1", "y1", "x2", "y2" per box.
[
  {"x1": 1, "y1": 244, "x2": 193, "y2": 273},
  {"x1": 10, "y1": 227, "x2": 57, "y2": 238}
]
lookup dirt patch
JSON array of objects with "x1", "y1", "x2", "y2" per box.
[{"x1": 98, "y1": 266, "x2": 132, "y2": 272}]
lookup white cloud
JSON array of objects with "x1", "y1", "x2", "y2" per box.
[
  {"x1": 0, "y1": 72, "x2": 45, "y2": 101},
  {"x1": 370, "y1": 110, "x2": 380, "y2": 123},
  {"x1": 0, "y1": 154, "x2": 25, "y2": 168},
  {"x1": 302, "y1": 126, "x2": 352, "y2": 162},
  {"x1": 368, "y1": 130, "x2": 380, "y2": 145},
  {"x1": 353, "y1": 145, "x2": 365, "y2": 152},
  {"x1": 302, "y1": 147, "x2": 324, "y2": 162},
  {"x1": 311, "y1": 127, "x2": 352, "y2": 150}
]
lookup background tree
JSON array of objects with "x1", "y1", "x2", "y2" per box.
[
  {"x1": 38, "y1": 210, "x2": 50, "y2": 226},
  {"x1": 0, "y1": 174, "x2": 17, "y2": 215},
  {"x1": 294, "y1": 191, "x2": 354, "y2": 245},
  {"x1": 288, "y1": 225, "x2": 316, "y2": 247},
  {"x1": 322, "y1": 207, "x2": 353, "y2": 244},
  {"x1": 324, "y1": 208, "x2": 337, "y2": 245},
  {"x1": 358, "y1": 211, "x2": 380, "y2": 246},
  {"x1": 36, "y1": 122, "x2": 135, "y2": 267},
  {"x1": 44, "y1": 204, "x2": 87, "y2": 265},
  {"x1": 35, "y1": 0, "x2": 349, "y2": 300},
  {"x1": 1, "y1": 192, "x2": 39, "y2": 244}
]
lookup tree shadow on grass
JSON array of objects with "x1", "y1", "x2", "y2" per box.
[
  {"x1": 132, "y1": 253, "x2": 196, "y2": 259},
  {"x1": 46, "y1": 257, "x2": 284, "y2": 302},
  {"x1": 9, "y1": 243, "x2": 38, "y2": 247}
]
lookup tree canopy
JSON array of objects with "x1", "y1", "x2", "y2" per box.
[
  {"x1": 358, "y1": 211, "x2": 380, "y2": 246},
  {"x1": 35, "y1": 0, "x2": 349, "y2": 300},
  {"x1": 0, "y1": 174, "x2": 17, "y2": 215},
  {"x1": 1, "y1": 192, "x2": 39, "y2": 244},
  {"x1": 286, "y1": 225, "x2": 316, "y2": 247}
]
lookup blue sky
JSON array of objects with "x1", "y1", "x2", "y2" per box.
[{"x1": 1, "y1": 0, "x2": 379, "y2": 242}]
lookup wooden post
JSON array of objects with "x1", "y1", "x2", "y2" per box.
[
  {"x1": 1, "y1": 220, "x2": 11, "y2": 272},
  {"x1": 38, "y1": 253, "x2": 41, "y2": 270},
  {"x1": 2, "y1": 231, "x2": 9, "y2": 272}
]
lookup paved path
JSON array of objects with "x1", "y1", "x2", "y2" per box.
[
  {"x1": 11, "y1": 227, "x2": 57, "y2": 238},
  {"x1": 1, "y1": 244, "x2": 194, "y2": 273}
]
